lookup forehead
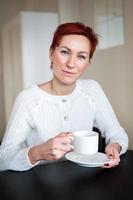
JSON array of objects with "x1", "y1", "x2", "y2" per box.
[{"x1": 58, "y1": 34, "x2": 91, "y2": 53}]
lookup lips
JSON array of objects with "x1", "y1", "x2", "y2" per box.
[{"x1": 62, "y1": 70, "x2": 76, "y2": 77}]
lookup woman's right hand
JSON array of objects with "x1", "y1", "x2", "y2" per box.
[{"x1": 28, "y1": 132, "x2": 73, "y2": 165}]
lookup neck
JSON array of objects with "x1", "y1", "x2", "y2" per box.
[{"x1": 50, "y1": 78, "x2": 76, "y2": 96}]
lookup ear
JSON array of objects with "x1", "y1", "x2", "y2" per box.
[{"x1": 49, "y1": 48, "x2": 54, "y2": 61}]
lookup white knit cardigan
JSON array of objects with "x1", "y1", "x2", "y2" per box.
[{"x1": 0, "y1": 79, "x2": 128, "y2": 171}]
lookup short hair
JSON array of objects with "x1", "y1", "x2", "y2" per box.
[{"x1": 50, "y1": 22, "x2": 99, "y2": 60}]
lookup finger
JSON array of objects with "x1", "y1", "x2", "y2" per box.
[
  {"x1": 103, "y1": 158, "x2": 120, "y2": 168},
  {"x1": 51, "y1": 148, "x2": 65, "y2": 160},
  {"x1": 49, "y1": 134, "x2": 73, "y2": 153},
  {"x1": 55, "y1": 135, "x2": 73, "y2": 145},
  {"x1": 111, "y1": 152, "x2": 120, "y2": 162},
  {"x1": 57, "y1": 132, "x2": 72, "y2": 137},
  {"x1": 50, "y1": 139, "x2": 72, "y2": 152},
  {"x1": 58, "y1": 143, "x2": 72, "y2": 152},
  {"x1": 103, "y1": 163, "x2": 115, "y2": 168},
  {"x1": 106, "y1": 147, "x2": 120, "y2": 160}
]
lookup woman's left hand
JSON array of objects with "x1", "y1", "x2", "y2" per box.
[{"x1": 103, "y1": 142, "x2": 121, "y2": 168}]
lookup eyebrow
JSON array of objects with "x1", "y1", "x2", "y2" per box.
[{"x1": 60, "y1": 46, "x2": 89, "y2": 55}]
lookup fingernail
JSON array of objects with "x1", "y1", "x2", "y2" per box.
[{"x1": 67, "y1": 144, "x2": 74, "y2": 149}]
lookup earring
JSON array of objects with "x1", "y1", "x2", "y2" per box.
[{"x1": 50, "y1": 61, "x2": 53, "y2": 69}]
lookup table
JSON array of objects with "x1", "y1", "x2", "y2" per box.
[{"x1": 0, "y1": 150, "x2": 133, "y2": 200}]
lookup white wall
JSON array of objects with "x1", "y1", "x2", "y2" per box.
[
  {"x1": 58, "y1": 0, "x2": 80, "y2": 23},
  {"x1": 2, "y1": 12, "x2": 58, "y2": 123},
  {"x1": 21, "y1": 12, "x2": 58, "y2": 87}
]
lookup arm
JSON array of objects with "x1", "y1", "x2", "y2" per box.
[
  {"x1": 0, "y1": 91, "x2": 72, "y2": 171},
  {"x1": 92, "y1": 81, "x2": 128, "y2": 166},
  {"x1": 0, "y1": 91, "x2": 36, "y2": 171}
]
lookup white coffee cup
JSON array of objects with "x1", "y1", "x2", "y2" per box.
[{"x1": 71, "y1": 130, "x2": 99, "y2": 154}]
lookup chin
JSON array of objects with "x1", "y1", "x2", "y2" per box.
[
  {"x1": 61, "y1": 78, "x2": 77, "y2": 85},
  {"x1": 54, "y1": 73, "x2": 79, "y2": 85}
]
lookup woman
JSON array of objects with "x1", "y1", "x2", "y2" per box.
[{"x1": 0, "y1": 22, "x2": 128, "y2": 171}]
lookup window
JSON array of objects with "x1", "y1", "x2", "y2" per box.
[{"x1": 94, "y1": 0, "x2": 124, "y2": 49}]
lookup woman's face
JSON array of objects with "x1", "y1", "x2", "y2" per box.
[{"x1": 50, "y1": 34, "x2": 91, "y2": 85}]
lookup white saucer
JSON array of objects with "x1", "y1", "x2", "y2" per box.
[{"x1": 65, "y1": 151, "x2": 112, "y2": 167}]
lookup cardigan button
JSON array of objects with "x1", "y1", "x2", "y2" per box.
[
  {"x1": 62, "y1": 99, "x2": 67, "y2": 103},
  {"x1": 64, "y1": 116, "x2": 69, "y2": 121}
]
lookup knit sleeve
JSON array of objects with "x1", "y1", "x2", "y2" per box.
[
  {"x1": 0, "y1": 91, "x2": 39, "y2": 171},
  {"x1": 91, "y1": 81, "x2": 129, "y2": 155}
]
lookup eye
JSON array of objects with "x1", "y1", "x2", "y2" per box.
[
  {"x1": 60, "y1": 50, "x2": 69, "y2": 55},
  {"x1": 78, "y1": 55, "x2": 86, "y2": 60}
]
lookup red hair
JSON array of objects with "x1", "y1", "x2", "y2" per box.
[{"x1": 50, "y1": 22, "x2": 99, "y2": 60}]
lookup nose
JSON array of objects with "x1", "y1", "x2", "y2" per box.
[{"x1": 67, "y1": 55, "x2": 75, "y2": 69}]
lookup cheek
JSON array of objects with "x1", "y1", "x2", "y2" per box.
[
  {"x1": 78, "y1": 62, "x2": 89, "y2": 72},
  {"x1": 52, "y1": 53, "x2": 65, "y2": 64}
]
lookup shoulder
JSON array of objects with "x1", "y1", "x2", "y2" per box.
[
  {"x1": 78, "y1": 79, "x2": 102, "y2": 94},
  {"x1": 77, "y1": 79, "x2": 110, "y2": 106},
  {"x1": 14, "y1": 85, "x2": 42, "y2": 107}
]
